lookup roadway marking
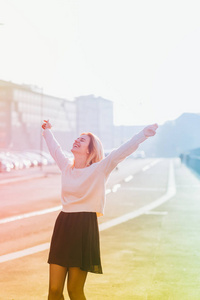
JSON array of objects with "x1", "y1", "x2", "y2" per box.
[
  {"x1": 0, "y1": 190, "x2": 110, "y2": 224},
  {"x1": 105, "y1": 188, "x2": 112, "y2": 195},
  {"x1": 99, "y1": 160, "x2": 175, "y2": 231},
  {"x1": 142, "y1": 158, "x2": 162, "y2": 172},
  {"x1": 0, "y1": 159, "x2": 161, "y2": 225},
  {"x1": 121, "y1": 187, "x2": 166, "y2": 191},
  {"x1": 142, "y1": 165, "x2": 151, "y2": 171},
  {"x1": 112, "y1": 184, "x2": 121, "y2": 193},
  {"x1": 176, "y1": 184, "x2": 200, "y2": 188},
  {"x1": 124, "y1": 175, "x2": 133, "y2": 182},
  {"x1": 145, "y1": 211, "x2": 168, "y2": 215},
  {"x1": 0, "y1": 159, "x2": 174, "y2": 264},
  {"x1": 0, "y1": 243, "x2": 50, "y2": 263},
  {"x1": 0, "y1": 206, "x2": 62, "y2": 225}
]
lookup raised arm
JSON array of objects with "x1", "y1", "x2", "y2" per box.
[
  {"x1": 100, "y1": 123, "x2": 158, "y2": 176},
  {"x1": 42, "y1": 120, "x2": 69, "y2": 171}
]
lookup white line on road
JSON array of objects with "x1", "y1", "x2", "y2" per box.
[
  {"x1": 124, "y1": 175, "x2": 133, "y2": 182},
  {"x1": 144, "y1": 211, "x2": 168, "y2": 215},
  {"x1": 176, "y1": 185, "x2": 200, "y2": 188},
  {"x1": 112, "y1": 184, "x2": 121, "y2": 193},
  {"x1": 0, "y1": 243, "x2": 50, "y2": 263},
  {"x1": 0, "y1": 206, "x2": 62, "y2": 225},
  {"x1": 142, "y1": 159, "x2": 162, "y2": 172},
  {"x1": 0, "y1": 160, "x2": 161, "y2": 225},
  {"x1": 0, "y1": 159, "x2": 174, "y2": 264},
  {"x1": 105, "y1": 188, "x2": 112, "y2": 195},
  {"x1": 142, "y1": 165, "x2": 151, "y2": 171},
  {"x1": 121, "y1": 187, "x2": 166, "y2": 191},
  {"x1": 0, "y1": 190, "x2": 111, "y2": 225},
  {"x1": 99, "y1": 160, "x2": 175, "y2": 231}
]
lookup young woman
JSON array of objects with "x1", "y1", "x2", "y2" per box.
[{"x1": 42, "y1": 120, "x2": 158, "y2": 300}]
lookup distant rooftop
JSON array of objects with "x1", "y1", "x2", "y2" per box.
[{"x1": 0, "y1": 79, "x2": 43, "y2": 93}]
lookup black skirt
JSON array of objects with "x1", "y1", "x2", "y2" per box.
[{"x1": 48, "y1": 211, "x2": 103, "y2": 274}]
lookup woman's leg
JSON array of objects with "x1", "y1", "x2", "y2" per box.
[
  {"x1": 67, "y1": 267, "x2": 88, "y2": 300},
  {"x1": 48, "y1": 264, "x2": 68, "y2": 300}
]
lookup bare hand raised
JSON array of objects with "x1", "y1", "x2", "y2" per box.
[
  {"x1": 143, "y1": 123, "x2": 158, "y2": 137},
  {"x1": 42, "y1": 120, "x2": 52, "y2": 130}
]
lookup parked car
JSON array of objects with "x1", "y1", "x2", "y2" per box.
[
  {"x1": 4, "y1": 152, "x2": 24, "y2": 170},
  {"x1": 0, "y1": 154, "x2": 14, "y2": 172},
  {"x1": 30, "y1": 150, "x2": 55, "y2": 165},
  {"x1": 22, "y1": 151, "x2": 48, "y2": 167},
  {"x1": 12, "y1": 152, "x2": 32, "y2": 168}
]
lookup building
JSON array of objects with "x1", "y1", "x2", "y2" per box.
[
  {"x1": 1, "y1": 80, "x2": 135, "y2": 155},
  {"x1": 75, "y1": 95, "x2": 114, "y2": 149},
  {"x1": 0, "y1": 80, "x2": 76, "y2": 152}
]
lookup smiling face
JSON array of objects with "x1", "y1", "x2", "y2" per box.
[{"x1": 71, "y1": 134, "x2": 91, "y2": 155}]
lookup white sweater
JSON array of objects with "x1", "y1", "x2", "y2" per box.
[{"x1": 43, "y1": 129, "x2": 147, "y2": 217}]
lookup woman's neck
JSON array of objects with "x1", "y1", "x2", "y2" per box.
[{"x1": 73, "y1": 156, "x2": 88, "y2": 169}]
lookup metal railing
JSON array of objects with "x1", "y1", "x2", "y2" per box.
[{"x1": 180, "y1": 149, "x2": 200, "y2": 174}]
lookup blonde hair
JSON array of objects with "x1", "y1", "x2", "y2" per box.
[{"x1": 81, "y1": 132, "x2": 104, "y2": 166}]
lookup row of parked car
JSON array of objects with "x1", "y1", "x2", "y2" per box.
[
  {"x1": 0, "y1": 148, "x2": 146, "y2": 173},
  {"x1": 0, "y1": 150, "x2": 57, "y2": 172}
]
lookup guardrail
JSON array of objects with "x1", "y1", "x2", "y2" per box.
[{"x1": 180, "y1": 149, "x2": 200, "y2": 174}]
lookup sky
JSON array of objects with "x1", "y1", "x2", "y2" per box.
[{"x1": 0, "y1": 0, "x2": 200, "y2": 126}]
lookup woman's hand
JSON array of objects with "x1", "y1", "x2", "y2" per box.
[
  {"x1": 143, "y1": 123, "x2": 158, "y2": 137},
  {"x1": 42, "y1": 120, "x2": 52, "y2": 130}
]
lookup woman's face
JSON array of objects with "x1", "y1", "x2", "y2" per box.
[{"x1": 71, "y1": 135, "x2": 91, "y2": 155}]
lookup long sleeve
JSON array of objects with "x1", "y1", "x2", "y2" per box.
[
  {"x1": 42, "y1": 129, "x2": 69, "y2": 171},
  {"x1": 99, "y1": 130, "x2": 147, "y2": 177}
]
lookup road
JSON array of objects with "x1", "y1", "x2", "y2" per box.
[{"x1": 0, "y1": 157, "x2": 200, "y2": 299}]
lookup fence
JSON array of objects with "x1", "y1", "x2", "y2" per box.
[{"x1": 180, "y1": 148, "x2": 200, "y2": 174}]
